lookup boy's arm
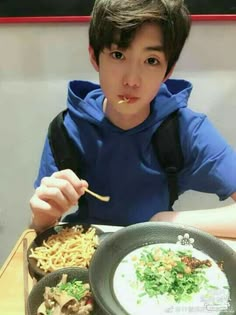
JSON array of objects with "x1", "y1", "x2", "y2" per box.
[{"x1": 150, "y1": 193, "x2": 236, "y2": 238}]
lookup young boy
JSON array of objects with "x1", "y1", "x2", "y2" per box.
[{"x1": 30, "y1": 0, "x2": 236, "y2": 237}]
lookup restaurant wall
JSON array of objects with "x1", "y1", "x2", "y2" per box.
[{"x1": 0, "y1": 21, "x2": 235, "y2": 265}]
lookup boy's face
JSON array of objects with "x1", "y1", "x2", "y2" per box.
[{"x1": 90, "y1": 23, "x2": 172, "y2": 126}]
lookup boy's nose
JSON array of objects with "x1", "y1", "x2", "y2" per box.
[{"x1": 123, "y1": 66, "x2": 141, "y2": 88}]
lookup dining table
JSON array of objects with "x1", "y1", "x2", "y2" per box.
[{"x1": 0, "y1": 224, "x2": 236, "y2": 315}]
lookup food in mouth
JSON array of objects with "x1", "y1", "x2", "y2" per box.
[
  {"x1": 118, "y1": 97, "x2": 130, "y2": 104},
  {"x1": 113, "y1": 243, "x2": 230, "y2": 315}
]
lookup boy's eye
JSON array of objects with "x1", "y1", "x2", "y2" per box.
[
  {"x1": 111, "y1": 51, "x2": 124, "y2": 60},
  {"x1": 146, "y1": 57, "x2": 159, "y2": 65}
]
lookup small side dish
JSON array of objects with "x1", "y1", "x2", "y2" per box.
[
  {"x1": 29, "y1": 225, "x2": 99, "y2": 273},
  {"x1": 37, "y1": 273, "x2": 93, "y2": 315}
]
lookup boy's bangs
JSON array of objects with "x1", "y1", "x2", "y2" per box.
[
  {"x1": 102, "y1": 22, "x2": 143, "y2": 51},
  {"x1": 110, "y1": 28, "x2": 136, "y2": 49}
]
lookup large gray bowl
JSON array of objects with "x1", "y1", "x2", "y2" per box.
[
  {"x1": 89, "y1": 222, "x2": 236, "y2": 315},
  {"x1": 27, "y1": 267, "x2": 102, "y2": 315}
]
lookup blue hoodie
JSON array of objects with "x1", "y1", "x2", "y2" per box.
[{"x1": 35, "y1": 79, "x2": 236, "y2": 225}]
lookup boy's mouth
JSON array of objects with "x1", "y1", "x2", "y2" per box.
[{"x1": 118, "y1": 96, "x2": 139, "y2": 104}]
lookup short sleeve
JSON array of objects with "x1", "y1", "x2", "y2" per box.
[{"x1": 179, "y1": 110, "x2": 236, "y2": 200}]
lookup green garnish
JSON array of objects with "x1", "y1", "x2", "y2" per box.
[
  {"x1": 133, "y1": 247, "x2": 211, "y2": 303},
  {"x1": 56, "y1": 279, "x2": 89, "y2": 301}
]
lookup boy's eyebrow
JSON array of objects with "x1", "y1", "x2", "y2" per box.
[
  {"x1": 145, "y1": 45, "x2": 164, "y2": 52},
  {"x1": 110, "y1": 44, "x2": 164, "y2": 52}
]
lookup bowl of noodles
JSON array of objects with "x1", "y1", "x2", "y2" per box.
[
  {"x1": 27, "y1": 266, "x2": 102, "y2": 315},
  {"x1": 27, "y1": 223, "x2": 104, "y2": 281}
]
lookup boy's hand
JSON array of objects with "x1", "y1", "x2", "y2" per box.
[{"x1": 29, "y1": 169, "x2": 88, "y2": 232}]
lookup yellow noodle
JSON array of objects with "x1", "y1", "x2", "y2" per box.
[
  {"x1": 118, "y1": 97, "x2": 129, "y2": 104},
  {"x1": 29, "y1": 226, "x2": 98, "y2": 272}
]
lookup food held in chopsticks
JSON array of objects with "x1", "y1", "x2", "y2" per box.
[
  {"x1": 29, "y1": 226, "x2": 99, "y2": 272},
  {"x1": 37, "y1": 273, "x2": 93, "y2": 315},
  {"x1": 113, "y1": 244, "x2": 230, "y2": 314}
]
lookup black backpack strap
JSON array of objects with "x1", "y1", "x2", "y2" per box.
[
  {"x1": 48, "y1": 110, "x2": 81, "y2": 174},
  {"x1": 152, "y1": 110, "x2": 184, "y2": 210},
  {"x1": 48, "y1": 110, "x2": 88, "y2": 220}
]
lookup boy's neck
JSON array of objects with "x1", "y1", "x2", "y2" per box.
[{"x1": 103, "y1": 98, "x2": 150, "y2": 130}]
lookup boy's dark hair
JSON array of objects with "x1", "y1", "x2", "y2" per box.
[{"x1": 89, "y1": 0, "x2": 191, "y2": 75}]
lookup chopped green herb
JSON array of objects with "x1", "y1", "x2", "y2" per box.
[
  {"x1": 57, "y1": 279, "x2": 88, "y2": 301},
  {"x1": 134, "y1": 247, "x2": 211, "y2": 303},
  {"x1": 46, "y1": 309, "x2": 53, "y2": 315}
]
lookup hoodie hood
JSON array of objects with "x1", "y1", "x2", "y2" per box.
[{"x1": 66, "y1": 79, "x2": 192, "y2": 131}]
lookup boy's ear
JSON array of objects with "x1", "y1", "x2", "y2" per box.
[
  {"x1": 163, "y1": 65, "x2": 175, "y2": 82},
  {"x1": 88, "y1": 46, "x2": 99, "y2": 72}
]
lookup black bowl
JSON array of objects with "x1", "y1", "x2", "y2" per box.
[
  {"x1": 27, "y1": 223, "x2": 104, "y2": 281},
  {"x1": 89, "y1": 222, "x2": 236, "y2": 315},
  {"x1": 27, "y1": 267, "x2": 102, "y2": 315}
]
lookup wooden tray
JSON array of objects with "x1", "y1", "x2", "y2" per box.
[
  {"x1": 0, "y1": 227, "x2": 235, "y2": 315},
  {"x1": 0, "y1": 229, "x2": 36, "y2": 315}
]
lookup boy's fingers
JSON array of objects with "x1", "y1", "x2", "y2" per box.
[
  {"x1": 30, "y1": 194, "x2": 62, "y2": 218},
  {"x1": 51, "y1": 169, "x2": 89, "y2": 193},
  {"x1": 40, "y1": 176, "x2": 79, "y2": 205}
]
